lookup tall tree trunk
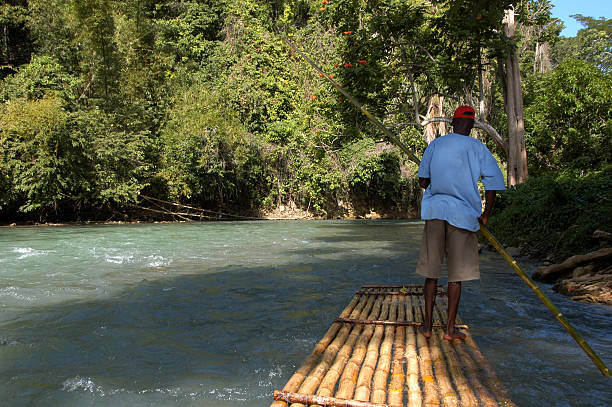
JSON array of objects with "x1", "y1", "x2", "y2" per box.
[{"x1": 502, "y1": 8, "x2": 528, "y2": 186}]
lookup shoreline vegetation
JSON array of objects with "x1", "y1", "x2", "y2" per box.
[{"x1": 1, "y1": 4, "x2": 610, "y2": 304}]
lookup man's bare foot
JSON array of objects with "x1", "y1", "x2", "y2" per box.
[
  {"x1": 443, "y1": 331, "x2": 466, "y2": 341},
  {"x1": 419, "y1": 326, "x2": 432, "y2": 338}
]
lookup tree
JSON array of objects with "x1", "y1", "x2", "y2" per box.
[
  {"x1": 523, "y1": 59, "x2": 612, "y2": 174},
  {"x1": 501, "y1": 7, "x2": 528, "y2": 185},
  {"x1": 69, "y1": 0, "x2": 121, "y2": 110},
  {"x1": 0, "y1": 0, "x2": 33, "y2": 78},
  {"x1": 553, "y1": 15, "x2": 612, "y2": 73}
]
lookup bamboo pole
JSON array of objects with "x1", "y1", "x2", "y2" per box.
[
  {"x1": 282, "y1": 34, "x2": 610, "y2": 377},
  {"x1": 480, "y1": 225, "x2": 611, "y2": 377},
  {"x1": 291, "y1": 294, "x2": 377, "y2": 407},
  {"x1": 415, "y1": 294, "x2": 440, "y2": 406},
  {"x1": 387, "y1": 294, "x2": 406, "y2": 407},
  {"x1": 314, "y1": 292, "x2": 386, "y2": 405},
  {"x1": 353, "y1": 295, "x2": 390, "y2": 401},
  {"x1": 405, "y1": 294, "x2": 422, "y2": 407},
  {"x1": 336, "y1": 294, "x2": 391, "y2": 400},
  {"x1": 270, "y1": 294, "x2": 363, "y2": 407},
  {"x1": 370, "y1": 296, "x2": 397, "y2": 404},
  {"x1": 273, "y1": 390, "x2": 390, "y2": 407}
]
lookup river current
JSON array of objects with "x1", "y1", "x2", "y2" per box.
[{"x1": 0, "y1": 221, "x2": 610, "y2": 406}]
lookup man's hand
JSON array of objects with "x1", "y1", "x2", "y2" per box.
[
  {"x1": 479, "y1": 190, "x2": 500, "y2": 227},
  {"x1": 478, "y1": 214, "x2": 489, "y2": 226}
]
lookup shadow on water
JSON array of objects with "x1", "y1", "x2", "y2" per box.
[
  {"x1": 0, "y1": 221, "x2": 610, "y2": 407},
  {"x1": 0, "y1": 231, "x2": 422, "y2": 406}
]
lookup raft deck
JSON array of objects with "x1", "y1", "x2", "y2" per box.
[{"x1": 271, "y1": 285, "x2": 515, "y2": 407}]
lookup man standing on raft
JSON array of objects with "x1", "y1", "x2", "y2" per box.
[{"x1": 416, "y1": 105, "x2": 506, "y2": 340}]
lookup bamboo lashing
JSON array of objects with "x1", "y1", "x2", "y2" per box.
[
  {"x1": 282, "y1": 35, "x2": 610, "y2": 377},
  {"x1": 334, "y1": 317, "x2": 468, "y2": 329}
]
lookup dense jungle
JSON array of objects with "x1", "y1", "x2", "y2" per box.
[{"x1": 1, "y1": 0, "x2": 610, "y2": 262}]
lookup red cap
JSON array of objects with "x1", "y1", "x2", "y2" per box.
[{"x1": 453, "y1": 105, "x2": 476, "y2": 119}]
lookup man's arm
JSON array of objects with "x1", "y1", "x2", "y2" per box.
[
  {"x1": 419, "y1": 177, "x2": 430, "y2": 189},
  {"x1": 478, "y1": 190, "x2": 499, "y2": 226}
]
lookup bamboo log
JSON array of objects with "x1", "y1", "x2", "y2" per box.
[
  {"x1": 291, "y1": 294, "x2": 377, "y2": 407},
  {"x1": 447, "y1": 309, "x2": 517, "y2": 407},
  {"x1": 436, "y1": 298, "x2": 511, "y2": 407},
  {"x1": 273, "y1": 390, "x2": 390, "y2": 407},
  {"x1": 313, "y1": 293, "x2": 387, "y2": 405},
  {"x1": 353, "y1": 295, "x2": 391, "y2": 401},
  {"x1": 429, "y1": 307, "x2": 458, "y2": 407},
  {"x1": 405, "y1": 294, "x2": 422, "y2": 407},
  {"x1": 270, "y1": 295, "x2": 363, "y2": 407},
  {"x1": 435, "y1": 300, "x2": 494, "y2": 406},
  {"x1": 371, "y1": 297, "x2": 396, "y2": 404},
  {"x1": 387, "y1": 295, "x2": 406, "y2": 407},
  {"x1": 415, "y1": 295, "x2": 440, "y2": 406},
  {"x1": 435, "y1": 296, "x2": 487, "y2": 406},
  {"x1": 336, "y1": 294, "x2": 391, "y2": 400}
]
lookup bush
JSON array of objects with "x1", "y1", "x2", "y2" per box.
[{"x1": 488, "y1": 166, "x2": 612, "y2": 261}]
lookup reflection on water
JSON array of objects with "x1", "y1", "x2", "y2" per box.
[{"x1": 0, "y1": 221, "x2": 610, "y2": 406}]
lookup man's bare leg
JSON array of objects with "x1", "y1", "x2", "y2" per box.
[
  {"x1": 444, "y1": 281, "x2": 466, "y2": 340},
  {"x1": 419, "y1": 277, "x2": 437, "y2": 338}
]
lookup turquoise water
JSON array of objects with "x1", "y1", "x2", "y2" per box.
[{"x1": 0, "y1": 221, "x2": 610, "y2": 406}]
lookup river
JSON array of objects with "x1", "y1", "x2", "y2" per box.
[{"x1": 0, "y1": 221, "x2": 610, "y2": 406}]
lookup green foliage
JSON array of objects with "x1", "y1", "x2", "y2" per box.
[
  {"x1": 0, "y1": 55, "x2": 79, "y2": 102},
  {"x1": 488, "y1": 166, "x2": 612, "y2": 260},
  {"x1": 524, "y1": 59, "x2": 612, "y2": 174},
  {"x1": 2, "y1": 0, "x2": 608, "y2": 226},
  {"x1": 0, "y1": 96, "x2": 79, "y2": 213},
  {"x1": 349, "y1": 151, "x2": 418, "y2": 215},
  {"x1": 152, "y1": 0, "x2": 228, "y2": 65},
  {"x1": 73, "y1": 108, "x2": 150, "y2": 206},
  {"x1": 159, "y1": 83, "x2": 266, "y2": 209}
]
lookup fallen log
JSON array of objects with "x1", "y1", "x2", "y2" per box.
[{"x1": 532, "y1": 247, "x2": 612, "y2": 283}]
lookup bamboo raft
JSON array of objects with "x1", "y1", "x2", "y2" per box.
[{"x1": 271, "y1": 285, "x2": 515, "y2": 407}]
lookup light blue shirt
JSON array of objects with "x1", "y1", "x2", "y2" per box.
[{"x1": 418, "y1": 133, "x2": 506, "y2": 232}]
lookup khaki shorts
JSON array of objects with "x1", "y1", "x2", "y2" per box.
[{"x1": 416, "y1": 219, "x2": 480, "y2": 282}]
